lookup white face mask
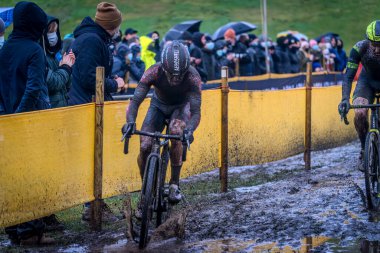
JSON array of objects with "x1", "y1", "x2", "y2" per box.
[{"x1": 47, "y1": 32, "x2": 58, "y2": 47}]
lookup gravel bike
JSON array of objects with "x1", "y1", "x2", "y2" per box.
[
  {"x1": 122, "y1": 123, "x2": 189, "y2": 248},
  {"x1": 342, "y1": 96, "x2": 380, "y2": 210}
]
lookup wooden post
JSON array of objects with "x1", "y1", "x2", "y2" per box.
[
  {"x1": 304, "y1": 62, "x2": 312, "y2": 170},
  {"x1": 220, "y1": 66, "x2": 229, "y2": 192},
  {"x1": 91, "y1": 67, "x2": 104, "y2": 231}
]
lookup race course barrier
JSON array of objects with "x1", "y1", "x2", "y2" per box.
[{"x1": 0, "y1": 68, "x2": 356, "y2": 227}]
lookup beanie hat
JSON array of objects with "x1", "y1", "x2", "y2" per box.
[
  {"x1": 224, "y1": 28, "x2": 236, "y2": 40},
  {"x1": 95, "y1": 2, "x2": 122, "y2": 30},
  {"x1": 0, "y1": 18, "x2": 5, "y2": 34}
]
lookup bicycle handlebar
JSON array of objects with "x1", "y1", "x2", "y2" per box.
[
  {"x1": 121, "y1": 130, "x2": 190, "y2": 159},
  {"x1": 341, "y1": 104, "x2": 380, "y2": 125}
]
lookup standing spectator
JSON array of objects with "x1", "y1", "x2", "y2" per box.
[
  {"x1": 140, "y1": 35, "x2": 156, "y2": 70},
  {"x1": 0, "y1": 1, "x2": 54, "y2": 244},
  {"x1": 147, "y1": 31, "x2": 161, "y2": 62},
  {"x1": 273, "y1": 36, "x2": 291, "y2": 73},
  {"x1": 214, "y1": 40, "x2": 235, "y2": 78},
  {"x1": 181, "y1": 31, "x2": 207, "y2": 82},
  {"x1": 127, "y1": 44, "x2": 145, "y2": 83},
  {"x1": 201, "y1": 35, "x2": 216, "y2": 80},
  {"x1": 0, "y1": 18, "x2": 5, "y2": 50},
  {"x1": 43, "y1": 16, "x2": 75, "y2": 108},
  {"x1": 335, "y1": 38, "x2": 347, "y2": 72},
  {"x1": 117, "y1": 27, "x2": 138, "y2": 58},
  {"x1": 68, "y1": 2, "x2": 125, "y2": 106},
  {"x1": 297, "y1": 41, "x2": 312, "y2": 72},
  {"x1": 224, "y1": 29, "x2": 252, "y2": 76},
  {"x1": 288, "y1": 35, "x2": 300, "y2": 73}
]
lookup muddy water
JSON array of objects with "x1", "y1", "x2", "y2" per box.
[
  {"x1": 100, "y1": 236, "x2": 380, "y2": 252},
  {"x1": 5, "y1": 141, "x2": 380, "y2": 253}
]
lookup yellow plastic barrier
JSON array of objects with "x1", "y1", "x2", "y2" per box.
[
  {"x1": 228, "y1": 88, "x2": 306, "y2": 166},
  {"x1": 102, "y1": 90, "x2": 221, "y2": 197},
  {"x1": 0, "y1": 105, "x2": 95, "y2": 227},
  {"x1": 312, "y1": 85, "x2": 357, "y2": 150},
  {"x1": 0, "y1": 73, "x2": 357, "y2": 227}
]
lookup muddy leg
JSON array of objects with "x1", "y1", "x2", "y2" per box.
[
  {"x1": 169, "y1": 119, "x2": 186, "y2": 185},
  {"x1": 353, "y1": 97, "x2": 369, "y2": 150}
]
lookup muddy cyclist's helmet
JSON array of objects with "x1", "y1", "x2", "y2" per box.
[
  {"x1": 161, "y1": 40, "x2": 190, "y2": 78},
  {"x1": 366, "y1": 20, "x2": 380, "y2": 42}
]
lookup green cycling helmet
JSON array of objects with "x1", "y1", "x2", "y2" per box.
[{"x1": 366, "y1": 20, "x2": 380, "y2": 42}]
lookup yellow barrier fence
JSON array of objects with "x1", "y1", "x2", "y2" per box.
[
  {"x1": 0, "y1": 105, "x2": 95, "y2": 227},
  {"x1": 0, "y1": 73, "x2": 356, "y2": 228}
]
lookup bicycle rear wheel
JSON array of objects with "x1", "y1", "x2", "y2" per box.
[
  {"x1": 364, "y1": 131, "x2": 380, "y2": 210},
  {"x1": 139, "y1": 156, "x2": 158, "y2": 249}
]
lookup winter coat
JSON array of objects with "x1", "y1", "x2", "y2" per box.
[
  {"x1": 43, "y1": 16, "x2": 72, "y2": 108},
  {"x1": 202, "y1": 48, "x2": 216, "y2": 81},
  {"x1": 68, "y1": 17, "x2": 117, "y2": 105},
  {"x1": 0, "y1": 2, "x2": 49, "y2": 114},
  {"x1": 229, "y1": 41, "x2": 252, "y2": 76},
  {"x1": 288, "y1": 48, "x2": 300, "y2": 73},
  {"x1": 273, "y1": 46, "x2": 291, "y2": 74}
]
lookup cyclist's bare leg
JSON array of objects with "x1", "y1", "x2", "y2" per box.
[
  {"x1": 169, "y1": 103, "x2": 190, "y2": 185},
  {"x1": 353, "y1": 97, "x2": 369, "y2": 150}
]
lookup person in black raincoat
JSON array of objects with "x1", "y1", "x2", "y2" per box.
[
  {"x1": 0, "y1": 1, "x2": 50, "y2": 115},
  {"x1": 273, "y1": 36, "x2": 291, "y2": 74},
  {"x1": 68, "y1": 2, "x2": 125, "y2": 105},
  {"x1": 0, "y1": 1, "x2": 55, "y2": 245}
]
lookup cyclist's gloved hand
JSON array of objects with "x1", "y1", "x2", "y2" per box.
[
  {"x1": 121, "y1": 122, "x2": 136, "y2": 137},
  {"x1": 338, "y1": 99, "x2": 350, "y2": 117},
  {"x1": 183, "y1": 129, "x2": 194, "y2": 144}
]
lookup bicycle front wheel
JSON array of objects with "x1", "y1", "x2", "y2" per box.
[
  {"x1": 139, "y1": 156, "x2": 158, "y2": 249},
  {"x1": 364, "y1": 131, "x2": 380, "y2": 210}
]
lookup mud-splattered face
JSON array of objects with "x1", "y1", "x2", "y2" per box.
[
  {"x1": 370, "y1": 41, "x2": 380, "y2": 56},
  {"x1": 164, "y1": 70, "x2": 184, "y2": 86}
]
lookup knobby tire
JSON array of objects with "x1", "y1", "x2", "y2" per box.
[
  {"x1": 364, "y1": 131, "x2": 380, "y2": 210},
  {"x1": 139, "y1": 156, "x2": 158, "y2": 249}
]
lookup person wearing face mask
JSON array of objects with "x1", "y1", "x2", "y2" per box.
[
  {"x1": 0, "y1": 18, "x2": 5, "y2": 50},
  {"x1": 122, "y1": 41, "x2": 202, "y2": 215},
  {"x1": 273, "y1": 35, "x2": 291, "y2": 73},
  {"x1": 297, "y1": 41, "x2": 312, "y2": 72},
  {"x1": 181, "y1": 31, "x2": 207, "y2": 83},
  {"x1": 214, "y1": 40, "x2": 235, "y2": 79},
  {"x1": 68, "y1": 2, "x2": 126, "y2": 107},
  {"x1": 194, "y1": 33, "x2": 216, "y2": 81},
  {"x1": 42, "y1": 16, "x2": 75, "y2": 108},
  {"x1": 287, "y1": 35, "x2": 300, "y2": 73},
  {"x1": 126, "y1": 44, "x2": 145, "y2": 83}
]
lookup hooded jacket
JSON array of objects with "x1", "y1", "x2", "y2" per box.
[
  {"x1": 42, "y1": 16, "x2": 72, "y2": 108},
  {"x1": 68, "y1": 17, "x2": 117, "y2": 105},
  {"x1": 0, "y1": 1, "x2": 49, "y2": 114}
]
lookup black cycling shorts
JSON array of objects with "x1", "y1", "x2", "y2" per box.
[{"x1": 353, "y1": 68, "x2": 380, "y2": 103}]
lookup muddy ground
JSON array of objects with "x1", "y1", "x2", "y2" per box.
[{"x1": 2, "y1": 140, "x2": 380, "y2": 252}]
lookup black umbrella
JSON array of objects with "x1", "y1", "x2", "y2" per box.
[
  {"x1": 164, "y1": 20, "x2": 202, "y2": 41},
  {"x1": 212, "y1": 21, "x2": 257, "y2": 41},
  {"x1": 315, "y1": 32, "x2": 340, "y2": 43}
]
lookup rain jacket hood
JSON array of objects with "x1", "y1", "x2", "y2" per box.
[
  {"x1": 11, "y1": 1, "x2": 47, "y2": 42},
  {"x1": 42, "y1": 15, "x2": 62, "y2": 55}
]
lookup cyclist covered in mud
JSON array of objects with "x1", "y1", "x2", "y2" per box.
[
  {"x1": 339, "y1": 20, "x2": 380, "y2": 170},
  {"x1": 122, "y1": 40, "x2": 202, "y2": 207}
]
